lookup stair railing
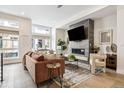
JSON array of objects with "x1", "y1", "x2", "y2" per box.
[{"x1": 0, "y1": 53, "x2": 3, "y2": 82}]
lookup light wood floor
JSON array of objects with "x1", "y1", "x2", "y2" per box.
[
  {"x1": 76, "y1": 69, "x2": 124, "y2": 88},
  {"x1": 1, "y1": 63, "x2": 124, "y2": 88}
]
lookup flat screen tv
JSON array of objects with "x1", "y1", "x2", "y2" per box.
[{"x1": 68, "y1": 26, "x2": 87, "y2": 41}]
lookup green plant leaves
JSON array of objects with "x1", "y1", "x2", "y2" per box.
[
  {"x1": 68, "y1": 54, "x2": 76, "y2": 61},
  {"x1": 57, "y1": 39, "x2": 67, "y2": 50}
]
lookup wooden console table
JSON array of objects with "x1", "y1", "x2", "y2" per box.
[{"x1": 106, "y1": 54, "x2": 117, "y2": 70}]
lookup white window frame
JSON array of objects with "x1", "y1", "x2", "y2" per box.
[
  {"x1": 0, "y1": 18, "x2": 19, "y2": 28},
  {"x1": 32, "y1": 24, "x2": 51, "y2": 50},
  {"x1": 0, "y1": 33, "x2": 19, "y2": 59}
]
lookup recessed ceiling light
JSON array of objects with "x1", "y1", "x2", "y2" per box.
[
  {"x1": 21, "y1": 12, "x2": 25, "y2": 15},
  {"x1": 57, "y1": 5, "x2": 63, "y2": 8}
]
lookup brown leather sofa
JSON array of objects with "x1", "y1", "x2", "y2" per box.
[{"x1": 25, "y1": 55, "x2": 65, "y2": 85}]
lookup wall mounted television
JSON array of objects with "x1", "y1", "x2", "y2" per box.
[{"x1": 67, "y1": 26, "x2": 87, "y2": 41}]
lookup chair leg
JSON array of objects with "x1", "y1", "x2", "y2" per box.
[
  {"x1": 47, "y1": 79, "x2": 53, "y2": 88},
  {"x1": 36, "y1": 83, "x2": 39, "y2": 88},
  {"x1": 58, "y1": 68, "x2": 63, "y2": 88},
  {"x1": 24, "y1": 66, "x2": 27, "y2": 70},
  {"x1": 61, "y1": 74, "x2": 63, "y2": 78},
  {"x1": 77, "y1": 61, "x2": 78, "y2": 68},
  {"x1": 91, "y1": 66, "x2": 95, "y2": 74},
  {"x1": 47, "y1": 69, "x2": 52, "y2": 88},
  {"x1": 59, "y1": 76, "x2": 63, "y2": 88}
]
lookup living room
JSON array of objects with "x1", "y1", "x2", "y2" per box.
[{"x1": 0, "y1": 5, "x2": 124, "y2": 89}]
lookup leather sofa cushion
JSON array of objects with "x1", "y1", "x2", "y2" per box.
[{"x1": 44, "y1": 54, "x2": 56, "y2": 60}]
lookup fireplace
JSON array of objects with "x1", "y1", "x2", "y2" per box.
[{"x1": 72, "y1": 48, "x2": 85, "y2": 55}]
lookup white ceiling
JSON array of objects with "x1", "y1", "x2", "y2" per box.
[
  {"x1": 0, "y1": 5, "x2": 102, "y2": 27},
  {"x1": 60, "y1": 5, "x2": 117, "y2": 29}
]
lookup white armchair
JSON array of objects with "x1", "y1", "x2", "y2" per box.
[{"x1": 90, "y1": 53, "x2": 107, "y2": 74}]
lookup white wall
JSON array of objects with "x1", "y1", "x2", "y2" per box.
[
  {"x1": 19, "y1": 18, "x2": 32, "y2": 60},
  {"x1": 51, "y1": 28, "x2": 56, "y2": 51},
  {"x1": 94, "y1": 14, "x2": 117, "y2": 53},
  {"x1": 117, "y1": 6, "x2": 124, "y2": 74},
  {"x1": 56, "y1": 28, "x2": 66, "y2": 42}
]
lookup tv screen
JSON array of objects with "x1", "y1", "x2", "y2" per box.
[{"x1": 68, "y1": 26, "x2": 87, "y2": 41}]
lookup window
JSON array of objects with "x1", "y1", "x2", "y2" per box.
[
  {"x1": 3, "y1": 50, "x2": 19, "y2": 59},
  {"x1": 32, "y1": 38, "x2": 50, "y2": 50},
  {"x1": 32, "y1": 24, "x2": 51, "y2": 50},
  {"x1": 32, "y1": 24, "x2": 50, "y2": 35},
  {"x1": 0, "y1": 18, "x2": 19, "y2": 28},
  {"x1": 0, "y1": 32, "x2": 19, "y2": 59}
]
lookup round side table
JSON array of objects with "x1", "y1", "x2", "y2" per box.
[{"x1": 46, "y1": 63, "x2": 62, "y2": 88}]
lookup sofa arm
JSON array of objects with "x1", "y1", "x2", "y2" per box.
[
  {"x1": 26, "y1": 55, "x2": 65, "y2": 84},
  {"x1": 25, "y1": 55, "x2": 36, "y2": 82},
  {"x1": 35, "y1": 58, "x2": 65, "y2": 83}
]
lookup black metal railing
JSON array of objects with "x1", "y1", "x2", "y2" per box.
[{"x1": 0, "y1": 53, "x2": 3, "y2": 82}]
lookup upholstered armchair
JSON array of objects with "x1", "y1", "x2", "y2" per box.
[{"x1": 90, "y1": 53, "x2": 107, "y2": 74}]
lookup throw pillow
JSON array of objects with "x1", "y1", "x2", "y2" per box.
[
  {"x1": 36, "y1": 55, "x2": 44, "y2": 61},
  {"x1": 31, "y1": 52, "x2": 44, "y2": 61},
  {"x1": 28, "y1": 52, "x2": 33, "y2": 57},
  {"x1": 31, "y1": 53, "x2": 39, "y2": 60}
]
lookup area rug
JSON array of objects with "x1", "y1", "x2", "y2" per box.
[{"x1": 54, "y1": 61, "x2": 93, "y2": 88}]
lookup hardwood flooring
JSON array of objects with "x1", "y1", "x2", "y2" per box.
[
  {"x1": 0, "y1": 63, "x2": 36, "y2": 88},
  {"x1": 1, "y1": 63, "x2": 124, "y2": 88},
  {"x1": 75, "y1": 70, "x2": 124, "y2": 88}
]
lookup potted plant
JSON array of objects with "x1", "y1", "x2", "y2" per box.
[
  {"x1": 68, "y1": 54, "x2": 76, "y2": 61},
  {"x1": 57, "y1": 39, "x2": 67, "y2": 55}
]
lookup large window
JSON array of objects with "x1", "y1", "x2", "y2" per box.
[
  {"x1": 32, "y1": 24, "x2": 51, "y2": 50},
  {"x1": 0, "y1": 32, "x2": 19, "y2": 59},
  {"x1": 0, "y1": 18, "x2": 19, "y2": 28},
  {"x1": 32, "y1": 38, "x2": 50, "y2": 50},
  {"x1": 32, "y1": 25, "x2": 50, "y2": 35}
]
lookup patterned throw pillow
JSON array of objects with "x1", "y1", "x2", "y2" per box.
[{"x1": 36, "y1": 55, "x2": 44, "y2": 61}]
